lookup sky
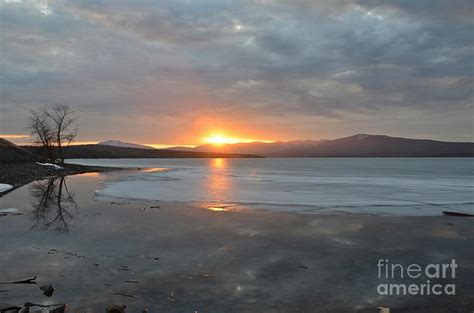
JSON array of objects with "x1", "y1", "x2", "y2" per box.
[{"x1": 0, "y1": 0, "x2": 473, "y2": 146}]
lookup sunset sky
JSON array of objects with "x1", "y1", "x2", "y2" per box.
[{"x1": 1, "y1": 0, "x2": 473, "y2": 146}]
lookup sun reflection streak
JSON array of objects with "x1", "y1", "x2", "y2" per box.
[
  {"x1": 140, "y1": 167, "x2": 169, "y2": 173},
  {"x1": 205, "y1": 158, "x2": 232, "y2": 210},
  {"x1": 212, "y1": 158, "x2": 226, "y2": 168},
  {"x1": 208, "y1": 159, "x2": 229, "y2": 192},
  {"x1": 76, "y1": 172, "x2": 101, "y2": 177},
  {"x1": 207, "y1": 207, "x2": 228, "y2": 212}
]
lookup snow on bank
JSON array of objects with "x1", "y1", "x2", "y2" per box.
[
  {"x1": 0, "y1": 183, "x2": 14, "y2": 193},
  {"x1": 0, "y1": 208, "x2": 20, "y2": 214},
  {"x1": 36, "y1": 162, "x2": 63, "y2": 170}
]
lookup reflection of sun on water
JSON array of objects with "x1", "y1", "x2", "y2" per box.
[
  {"x1": 209, "y1": 158, "x2": 229, "y2": 192},
  {"x1": 206, "y1": 204, "x2": 236, "y2": 212},
  {"x1": 207, "y1": 206, "x2": 228, "y2": 212},
  {"x1": 205, "y1": 158, "x2": 231, "y2": 211},
  {"x1": 212, "y1": 158, "x2": 226, "y2": 168},
  {"x1": 76, "y1": 172, "x2": 101, "y2": 177},
  {"x1": 141, "y1": 167, "x2": 169, "y2": 173}
]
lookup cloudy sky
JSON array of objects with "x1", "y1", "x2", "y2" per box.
[{"x1": 1, "y1": 0, "x2": 473, "y2": 145}]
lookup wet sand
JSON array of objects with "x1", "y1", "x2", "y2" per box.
[{"x1": 0, "y1": 172, "x2": 473, "y2": 312}]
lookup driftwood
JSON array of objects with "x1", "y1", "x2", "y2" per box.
[
  {"x1": 443, "y1": 210, "x2": 474, "y2": 217},
  {"x1": 24, "y1": 302, "x2": 64, "y2": 308},
  {"x1": 0, "y1": 276, "x2": 37, "y2": 285},
  {"x1": 23, "y1": 303, "x2": 66, "y2": 313},
  {"x1": 114, "y1": 292, "x2": 141, "y2": 299}
]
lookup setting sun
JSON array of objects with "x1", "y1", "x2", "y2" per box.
[
  {"x1": 203, "y1": 135, "x2": 241, "y2": 145},
  {"x1": 202, "y1": 132, "x2": 273, "y2": 145}
]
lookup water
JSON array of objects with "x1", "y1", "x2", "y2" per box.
[
  {"x1": 0, "y1": 163, "x2": 473, "y2": 311},
  {"x1": 69, "y1": 158, "x2": 474, "y2": 216}
]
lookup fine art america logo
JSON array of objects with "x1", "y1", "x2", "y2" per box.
[{"x1": 376, "y1": 259, "x2": 457, "y2": 296}]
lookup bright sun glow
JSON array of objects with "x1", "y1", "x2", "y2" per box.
[
  {"x1": 202, "y1": 132, "x2": 273, "y2": 145},
  {"x1": 203, "y1": 135, "x2": 241, "y2": 145}
]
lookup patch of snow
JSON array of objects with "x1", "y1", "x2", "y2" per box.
[
  {"x1": 36, "y1": 162, "x2": 63, "y2": 170},
  {"x1": 0, "y1": 208, "x2": 20, "y2": 214},
  {"x1": 0, "y1": 183, "x2": 14, "y2": 193}
]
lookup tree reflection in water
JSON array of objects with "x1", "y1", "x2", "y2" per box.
[{"x1": 29, "y1": 176, "x2": 78, "y2": 232}]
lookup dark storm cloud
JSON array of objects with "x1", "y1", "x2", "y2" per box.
[{"x1": 0, "y1": 0, "x2": 472, "y2": 142}]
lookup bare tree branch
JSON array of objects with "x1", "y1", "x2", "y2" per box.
[{"x1": 27, "y1": 105, "x2": 78, "y2": 163}]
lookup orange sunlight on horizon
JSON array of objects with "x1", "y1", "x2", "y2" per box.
[
  {"x1": 202, "y1": 132, "x2": 274, "y2": 146},
  {"x1": 0, "y1": 134, "x2": 30, "y2": 139}
]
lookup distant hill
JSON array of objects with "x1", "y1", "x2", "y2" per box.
[
  {"x1": 24, "y1": 144, "x2": 263, "y2": 159},
  {"x1": 271, "y1": 134, "x2": 474, "y2": 157},
  {"x1": 0, "y1": 138, "x2": 39, "y2": 163},
  {"x1": 19, "y1": 135, "x2": 474, "y2": 159},
  {"x1": 168, "y1": 134, "x2": 474, "y2": 157},
  {"x1": 167, "y1": 140, "x2": 327, "y2": 156},
  {"x1": 97, "y1": 140, "x2": 155, "y2": 150}
]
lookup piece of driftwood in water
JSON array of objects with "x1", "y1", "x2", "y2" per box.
[
  {"x1": 24, "y1": 302, "x2": 61, "y2": 308},
  {"x1": 114, "y1": 292, "x2": 141, "y2": 299},
  {"x1": 0, "y1": 276, "x2": 37, "y2": 285},
  {"x1": 24, "y1": 302, "x2": 66, "y2": 311},
  {"x1": 442, "y1": 210, "x2": 474, "y2": 217}
]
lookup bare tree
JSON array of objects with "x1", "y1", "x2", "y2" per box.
[
  {"x1": 45, "y1": 104, "x2": 78, "y2": 163},
  {"x1": 28, "y1": 108, "x2": 55, "y2": 161},
  {"x1": 28, "y1": 105, "x2": 78, "y2": 164}
]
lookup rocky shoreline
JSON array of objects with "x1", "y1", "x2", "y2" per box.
[{"x1": 0, "y1": 162, "x2": 119, "y2": 193}]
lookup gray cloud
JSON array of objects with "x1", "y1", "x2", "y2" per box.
[{"x1": 0, "y1": 0, "x2": 472, "y2": 143}]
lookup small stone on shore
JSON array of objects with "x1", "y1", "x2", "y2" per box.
[{"x1": 39, "y1": 285, "x2": 55, "y2": 297}]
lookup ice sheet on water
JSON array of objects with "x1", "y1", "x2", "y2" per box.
[
  {"x1": 0, "y1": 183, "x2": 14, "y2": 193},
  {"x1": 93, "y1": 158, "x2": 474, "y2": 216},
  {"x1": 0, "y1": 208, "x2": 20, "y2": 214}
]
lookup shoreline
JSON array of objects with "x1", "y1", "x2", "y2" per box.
[{"x1": 0, "y1": 162, "x2": 121, "y2": 195}]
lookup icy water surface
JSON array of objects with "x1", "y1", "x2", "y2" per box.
[
  {"x1": 70, "y1": 158, "x2": 474, "y2": 216},
  {"x1": 0, "y1": 171, "x2": 473, "y2": 312}
]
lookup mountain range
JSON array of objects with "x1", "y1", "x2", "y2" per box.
[
  {"x1": 8, "y1": 134, "x2": 472, "y2": 160},
  {"x1": 24, "y1": 144, "x2": 261, "y2": 159},
  {"x1": 164, "y1": 139, "x2": 327, "y2": 156},
  {"x1": 162, "y1": 134, "x2": 474, "y2": 157},
  {"x1": 97, "y1": 140, "x2": 155, "y2": 150}
]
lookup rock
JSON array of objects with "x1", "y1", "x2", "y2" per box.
[
  {"x1": 105, "y1": 304, "x2": 127, "y2": 313},
  {"x1": 377, "y1": 307, "x2": 390, "y2": 313},
  {"x1": 40, "y1": 285, "x2": 55, "y2": 297}
]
